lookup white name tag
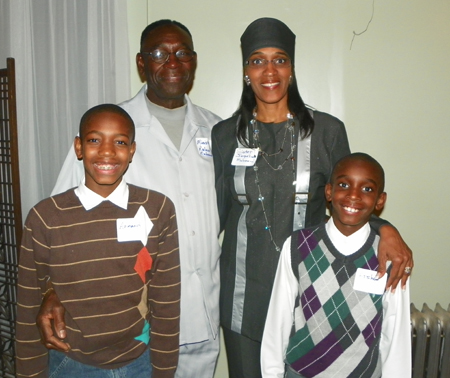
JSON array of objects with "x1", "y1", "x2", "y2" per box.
[
  {"x1": 231, "y1": 148, "x2": 258, "y2": 166},
  {"x1": 353, "y1": 268, "x2": 387, "y2": 295},
  {"x1": 117, "y1": 206, "x2": 153, "y2": 245},
  {"x1": 196, "y1": 138, "x2": 212, "y2": 157}
]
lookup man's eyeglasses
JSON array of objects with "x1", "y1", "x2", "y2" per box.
[
  {"x1": 245, "y1": 58, "x2": 291, "y2": 69},
  {"x1": 140, "y1": 49, "x2": 197, "y2": 64}
]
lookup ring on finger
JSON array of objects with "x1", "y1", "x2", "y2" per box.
[{"x1": 404, "y1": 266, "x2": 412, "y2": 274}]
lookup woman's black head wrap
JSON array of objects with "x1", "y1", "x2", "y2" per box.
[{"x1": 240, "y1": 17, "x2": 296, "y2": 64}]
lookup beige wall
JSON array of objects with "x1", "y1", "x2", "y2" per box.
[{"x1": 127, "y1": 0, "x2": 450, "y2": 376}]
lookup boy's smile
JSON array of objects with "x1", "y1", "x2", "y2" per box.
[
  {"x1": 74, "y1": 112, "x2": 136, "y2": 198},
  {"x1": 325, "y1": 159, "x2": 386, "y2": 236}
]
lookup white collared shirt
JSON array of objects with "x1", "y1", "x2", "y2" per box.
[
  {"x1": 326, "y1": 218, "x2": 370, "y2": 256},
  {"x1": 74, "y1": 178, "x2": 129, "y2": 211}
]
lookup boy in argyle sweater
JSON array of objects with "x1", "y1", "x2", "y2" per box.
[{"x1": 261, "y1": 153, "x2": 411, "y2": 378}]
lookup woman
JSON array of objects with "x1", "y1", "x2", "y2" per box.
[{"x1": 211, "y1": 17, "x2": 412, "y2": 377}]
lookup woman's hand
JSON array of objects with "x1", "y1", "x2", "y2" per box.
[
  {"x1": 377, "y1": 225, "x2": 413, "y2": 291},
  {"x1": 36, "y1": 288, "x2": 71, "y2": 352}
]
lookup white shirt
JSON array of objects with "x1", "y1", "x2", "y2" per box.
[
  {"x1": 145, "y1": 96, "x2": 186, "y2": 150},
  {"x1": 52, "y1": 85, "x2": 222, "y2": 345},
  {"x1": 261, "y1": 219, "x2": 411, "y2": 378},
  {"x1": 74, "y1": 178, "x2": 129, "y2": 210},
  {"x1": 326, "y1": 218, "x2": 370, "y2": 256}
]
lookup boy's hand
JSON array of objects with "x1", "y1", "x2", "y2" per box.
[
  {"x1": 377, "y1": 225, "x2": 413, "y2": 291},
  {"x1": 36, "y1": 289, "x2": 71, "y2": 352}
]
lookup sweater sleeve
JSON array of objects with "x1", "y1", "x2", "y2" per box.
[
  {"x1": 15, "y1": 209, "x2": 49, "y2": 378},
  {"x1": 369, "y1": 214, "x2": 391, "y2": 233},
  {"x1": 148, "y1": 196, "x2": 181, "y2": 378}
]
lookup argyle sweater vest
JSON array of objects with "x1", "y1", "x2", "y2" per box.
[{"x1": 287, "y1": 223, "x2": 383, "y2": 378}]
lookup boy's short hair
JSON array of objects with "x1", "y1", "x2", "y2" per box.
[
  {"x1": 330, "y1": 152, "x2": 385, "y2": 193},
  {"x1": 79, "y1": 104, "x2": 135, "y2": 142}
]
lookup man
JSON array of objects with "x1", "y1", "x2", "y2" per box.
[{"x1": 40, "y1": 20, "x2": 221, "y2": 378}]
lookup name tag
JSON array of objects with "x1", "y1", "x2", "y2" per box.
[
  {"x1": 196, "y1": 138, "x2": 212, "y2": 157},
  {"x1": 117, "y1": 206, "x2": 153, "y2": 245},
  {"x1": 231, "y1": 148, "x2": 258, "y2": 166},
  {"x1": 353, "y1": 268, "x2": 387, "y2": 295}
]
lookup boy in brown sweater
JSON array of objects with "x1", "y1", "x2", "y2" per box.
[{"x1": 16, "y1": 104, "x2": 180, "y2": 378}]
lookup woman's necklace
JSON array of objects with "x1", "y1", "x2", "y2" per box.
[
  {"x1": 250, "y1": 110, "x2": 297, "y2": 252},
  {"x1": 250, "y1": 110, "x2": 296, "y2": 171}
]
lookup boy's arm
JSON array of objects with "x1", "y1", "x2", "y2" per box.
[
  {"x1": 379, "y1": 280, "x2": 411, "y2": 377},
  {"x1": 148, "y1": 197, "x2": 181, "y2": 378},
  {"x1": 369, "y1": 215, "x2": 413, "y2": 290},
  {"x1": 36, "y1": 146, "x2": 80, "y2": 348},
  {"x1": 16, "y1": 212, "x2": 50, "y2": 378},
  {"x1": 261, "y1": 236, "x2": 297, "y2": 378}
]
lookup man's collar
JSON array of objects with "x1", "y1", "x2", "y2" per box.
[
  {"x1": 74, "y1": 179, "x2": 129, "y2": 211},
  {"x1": 145, "y1": 95, "x2": 187, "y2": 119},
  {"x1": 142, "y1": 85, "x2": 208, "y2": 129}
]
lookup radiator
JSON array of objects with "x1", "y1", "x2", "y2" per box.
[{"x1": 411, "y1": 303, "x2": 450, "y2": 378}]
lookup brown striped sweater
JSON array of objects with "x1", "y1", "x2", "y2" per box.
[{"x1": 16, "y1": 185, "x2": 180, "y2": 378}]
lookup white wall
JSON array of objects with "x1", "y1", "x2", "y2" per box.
[{"x1": 127, "y1": 0, "x2": 450, "y2": 376}]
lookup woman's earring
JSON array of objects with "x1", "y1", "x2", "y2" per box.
[
  {"x1": 244, "y1": 75, "x2": 251, "y2": 86},
  {"x1": 289, "y1": 75, "x2": 293, "y2": 84}
]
